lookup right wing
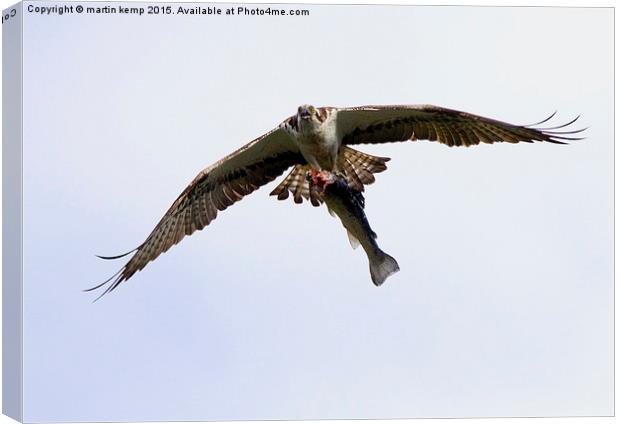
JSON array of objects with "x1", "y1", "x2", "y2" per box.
[
  {"x1": 88, "y1": 124, "x2": 303, "y2": 300},
  {"x1": 336, "y1": 105, "x2": 584, "y2": 147}
]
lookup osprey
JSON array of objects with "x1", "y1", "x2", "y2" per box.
[{"x1": 88, "y1": 104, "x2": 583, "y2": 299}]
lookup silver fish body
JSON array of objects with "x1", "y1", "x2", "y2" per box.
[{"x1": 312, "y1": 173, "x2": 400, "y2": 286}]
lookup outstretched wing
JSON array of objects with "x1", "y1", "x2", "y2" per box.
[
  {"x1": 336, "y1": 105, "x2": 585, "y2": 147},
  {"x1": 88, "y1": 125, "x2": 303, "y2": 300}
]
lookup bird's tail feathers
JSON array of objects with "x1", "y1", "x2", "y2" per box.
[
  {"x1": 339, "y1": 147, "x2": 390, "y2": 191},
  {"x1": 270, "y1": 148, "x2": 390, "y2": 206}
]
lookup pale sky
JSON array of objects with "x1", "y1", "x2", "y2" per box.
[{"x1": 15, "y1": 3, "x2": 613, "y2": 421}]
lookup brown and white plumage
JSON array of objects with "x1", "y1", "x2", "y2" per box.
[
  {"x1": 87, "y1": 127, "x2": 303, "y2": 299},
  {"x1": 335, "y1": 105, "x2": 582, "y2": 147},
  {"x1": 270, "y1": 147, "x2": 390, "y2": 206},
  {"x1": 89, "y1": 104, "x2": 583, "y2": 299}
]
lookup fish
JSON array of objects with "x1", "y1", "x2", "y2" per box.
[{"x1": 311, "y1": 171, "x2": 400, "y2": 286}]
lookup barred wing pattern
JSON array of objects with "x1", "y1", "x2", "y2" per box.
[
  {"x1": 269, "y1": 147, "x2": 390, "y2": 206},
  {"x1": 88, "y1": 127, "x2": 302, "y2": 300},
  {"x1": 337, "y1": 105, "x2": 584, "y2": 147},
  {"x1": 90, "y1": 104, "x2": 585, "y2": 300}
]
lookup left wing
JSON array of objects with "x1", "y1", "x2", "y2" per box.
[
  {"x1": 88, "y1": 125, "x2": 303, "y2": 300},
  {"x1": 336, "y1": 105, "x2": 584, "y2": 147}
]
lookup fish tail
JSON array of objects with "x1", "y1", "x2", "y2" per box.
[{"x1": 369, "y1": 249, "x2": 400, "y2": 286}]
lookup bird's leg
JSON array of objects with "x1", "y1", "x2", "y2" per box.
[
  {"x1": 315, "y1": 170, "x2": 335, "y2": 194},
  {"x1": 310, "y1": 168, "x2": 320, "y2": 185}
]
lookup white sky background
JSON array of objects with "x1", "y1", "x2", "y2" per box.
[{"x1": 13, "y1": 3, "x2": 613, "y2": 422}]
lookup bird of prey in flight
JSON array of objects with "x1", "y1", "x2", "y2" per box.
[{"x1": 88, "y1": 104, "x2": 583, "y2": 299}]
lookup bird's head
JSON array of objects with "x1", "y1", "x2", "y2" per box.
[{"x1": 297, "y1": 104, "x2": 319, "y2": 122}]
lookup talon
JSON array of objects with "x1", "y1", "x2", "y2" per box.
[
  {"x1": 310, "y1": 168, "x2": 319, "y2": 185},
  {"x1": 315, "y1": 170, "x2": 334, "y2": 194}
]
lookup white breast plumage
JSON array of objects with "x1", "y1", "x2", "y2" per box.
[{"x1": 291, "y1": 109, "x2": 340, "y2": 171}]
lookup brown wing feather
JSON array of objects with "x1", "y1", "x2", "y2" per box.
[
  {"x1": 88, "y1": 126, "x2": 302, "y2": 300},
  {"x1": 337, "y1": 105, "x2": 585, "y2": 147}
]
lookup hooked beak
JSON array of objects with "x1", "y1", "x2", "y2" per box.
[{"x1": 299, "y1": 107, "x2": 312, "y2": 120}]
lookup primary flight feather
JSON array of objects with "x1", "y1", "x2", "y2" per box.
[{"x1": 88, "y1": 104, "x2": 584, "y2": 299}]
